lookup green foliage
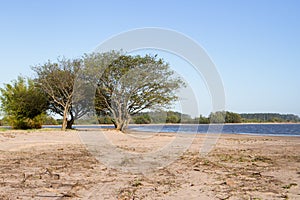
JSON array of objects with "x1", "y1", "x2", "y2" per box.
[
  {"x1": 180, "y1": 113, "x2": 195, "y2": 124},
  {"x1": 6, "y1": 115, "x2": 45, "y2": 129},
  {"x1": 209, "y1": 111, "x2": 226, "y2": 123},
  {"x1": 32, "y1": 58, "x2": 92, "y2": 130},
  {"x1": 146, "y1": 111, "x2": 168, "y2": 124},
  {"x1": 240, "y1": 113, "x2": 300, "y2": 123},
  {"x1": 42, "y1": 115, "x2": 58, "y2": 125},
  {"x1": 166, "y1": 114, "x2": 180, "y2": 123},
  {"x1": 97, "y1": 116, "x2": 114, "y2": 124},
  {"x1": 132, "y1": 111, "x2": 197, "y2": 124},
  {"x1": 208, "y1": 111, "x2": 242, "y2": 123},
  {"x1": 165, "y1": 111, "x2": 182, "y2": 123},
  {"x1": 166, "y1": 111, "x2": 195, "y2": 123},
  {"x1": 56, "y1": 119, "x2": 63, "y2": 125},
  {"x1": 132, "y1": 114, "x2": 152, "y2": 124},
  {"x1": 75, "y1": 116, "x2": 100, "y2": 125},
  {"x1": 225, "y1": 111, "x2": 242, "y2": 123},
  {"x1": 198, "y1": 115, "x2": 210, "y2": 124},
  {"x1": 0, "y1": 77, "x2": 48, "y2": 129},
  {"x1": 84, "y1": 52, "x2": 185, "y2": 131}
]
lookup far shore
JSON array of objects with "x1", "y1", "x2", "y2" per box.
[
  {"x1": 87, "y1": 122, "x2": 300, "y2": 126},
  {"x1": 54, "y1": 122, "x2": 300, "y2": 126}
]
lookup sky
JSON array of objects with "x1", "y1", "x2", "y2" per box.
[{"x1": 0, "y1": 0, "x2": 299, "y2": 116}]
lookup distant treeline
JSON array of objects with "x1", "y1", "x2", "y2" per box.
[
  {"x1": 130, "y1": 111, "x2": 245, "y2": 124},
  {"x1": 91, "y1": 111, "x2": 300, "y2": 125},
  {"x1": 92, "y1": 111, "x2": 197, "y2": 125},
  {"x1": 11, "y1": 111, "x2": 297, "y2": 126},
  {"x1": 240, "y1": 113, "x2": 300, "y2": 123}
]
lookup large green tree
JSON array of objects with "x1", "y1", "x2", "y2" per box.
[
  {"x1": 32, "y1": 58, "x2": 92, "y2": 130},
  {"x1": 84, "y1": 52, "x2": 185, "y2": 132},
  {"x1": 0, "y1": 77, "x2": 48, "y2": 129}
]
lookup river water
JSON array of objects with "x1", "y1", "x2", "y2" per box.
[
  {"x1": 129, "y1": 124, "x2": 300, "y2": 136},
  {"x1": 39, "y1": 123, "x2": 300, "y2": 136}
]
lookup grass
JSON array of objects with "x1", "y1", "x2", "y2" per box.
[
  {"x1": 0, "y1": 127, "x2": 58, "y2": 132},
  {"x1": 26, "y1": 128, "x2": 62, "y2": 132}
]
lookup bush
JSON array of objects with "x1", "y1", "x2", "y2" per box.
[
  {"x1": 6, "y1": 114, "x2": 44, "y2": 129},
  {"x1": 209, "y1": 111, "x2": 226, "y2": 123},
  {"x1": 225, "y1": 111, "x2": 242, "y2": 123},
  {"x1": 0, "y1": 77, "x2": 48, "y2": 129},
  {"x1": 41, "y1": 115, "x2": 58, "y2": 125},
  {"x1": 97, "y1": 116, "x2": 114, "y2": 124},
  {"x1": 198, "y1": 115, "x2": 210, "y2": 124},
  {"x1": 133, "y1": 114, "x2": 152, "y2": 124},
  {"x1": 166, "y1": 114, "x2": 180, "y2": 123}
]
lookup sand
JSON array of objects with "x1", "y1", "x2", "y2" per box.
[{"x1": 0, "y1": 129, "x2": 299, "y2": 199}]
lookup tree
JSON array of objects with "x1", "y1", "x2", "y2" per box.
[
  {"x1": 198, "y1": 115, "x2": 210, "y2": 124},
  {"x1": 225, "y1": 111, "x2": 242, "y2": 123},
  {"x1": 209, "y1": 111, "x2": 226, "y2": 123},
  {"x1": 0, "y1": 77, "x2": 48, "y2": 129},
  {"x1": 84, "y1": 52, "x2": 185, "y2": 132},
  {"x1": 32, "y1": 58, "x2": 91, "y2": 130},
  {"x1": 166, "y1": 114, "x2": 180, "y2": 123},
  {"x1": 132, "y1": 114, "x2": 152, "y2": 124},
  {"x1": 166, "y1": 111, "x2": 181, "y2": 123}
]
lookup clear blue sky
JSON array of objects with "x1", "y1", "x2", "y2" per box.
[{"x1": 0, "y1": 0, "x2": 299, "y2": 116}]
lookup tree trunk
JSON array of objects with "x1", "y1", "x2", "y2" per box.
[
  {"x1": 66, "y1": 111, "x2": 75, "y2": 129},
  {"x1": 112, "y1": 119, "x2": 117, "y2": 129},
  {"x1": 115, "y1": 118, "x2": 129, "y2": 132},
  {"x1": 67, "y1": 119, "x2": 74, "y2": 129},
  {"x1": 61, "y1": 109, "x2": 68, "y2": 131},
  {"x1": 115, "y1": 122, "x2": 126, "y2": 132},
  {"x1": 111, "y1": 111, "x2": 130, "y2": 132}
]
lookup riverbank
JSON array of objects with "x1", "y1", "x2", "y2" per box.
[{"x1": 0, "y1": 129, "x2": 299, "y2": 199}]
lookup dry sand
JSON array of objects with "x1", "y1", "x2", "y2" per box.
[{"x1": 0, "y1": 129, "x2": 299, "y2": 199}]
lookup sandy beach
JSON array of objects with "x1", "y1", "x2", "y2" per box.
[{"x1": 0, "y1": 129, "x2": 299, "y2": 200}]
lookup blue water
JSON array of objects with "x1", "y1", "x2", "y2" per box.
[
  {"x1": 40, "y1": 124, "x2": 300, "y2": 136},
  {"x1": 129, "y1": 124, "x2": 300, "y2": 137}
]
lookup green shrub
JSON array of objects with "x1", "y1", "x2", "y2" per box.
[
  {"x1": 133, "y1": 114, "x2": 152, "y2": 124},
  {"x1": 97, "y1": 116, "x2": 114, "y2": 124},
  {"x1": 0, "y1": 77, "x2": 48, "y2": 129}
]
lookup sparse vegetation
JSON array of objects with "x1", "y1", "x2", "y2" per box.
[{"x1": 0, "y1": 129, "x2": 300, "y2": 199}]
